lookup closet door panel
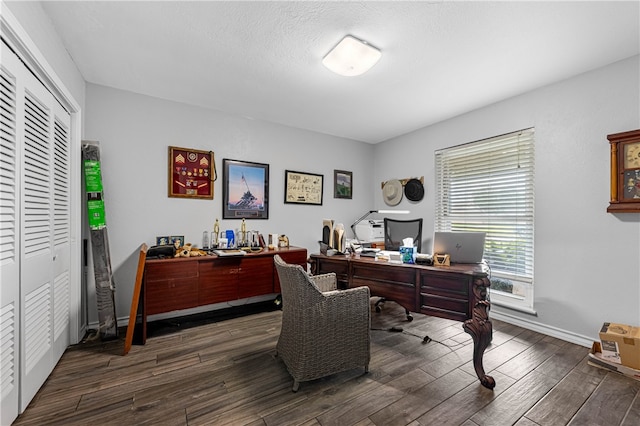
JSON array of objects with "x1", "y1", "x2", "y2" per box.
[
  {"x1": 52, "y1": 105, "x2": 71, "y2": 359},
  {"x1": 0, "y1": 44, "x2": 21, "y2": 426},
  {"x1": 20, "y1": 67, "x2": 55, "y2": 410},
  {"x1": 13, "y1": 46, "x2": 71, "y2": 412}
]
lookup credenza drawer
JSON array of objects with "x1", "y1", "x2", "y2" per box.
[
  {"x1": 239, "y1": 256, "x2": 274, "y2": 299},
  {"x1": 420, "y1": 271, "x2": 469, "y2": 296},
  {"x1": 352, "y1": 262, "x2": 417, "y2": 311},
  {"x1": 420, "y1": 292, "x2": 469, "y2": 319},
  {"x1": 146, "y1": 260, "x2": 198, "y2": 282},
  {"x1": 420, "y1": 304, "x2": 468, "y2": 322},
  {"x1": 146, "y1": 277, "x2": 199, "y2": 314},
  {"x1": 316, "y1": 258, "x2": 349, "y2": 275},
  {"x1": 352, "y1": 262, "x2": 416, "y2": 285}
]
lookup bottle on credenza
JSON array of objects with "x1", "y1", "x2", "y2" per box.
[{"x1": 202, "y1": 230, "x2": 209, "y2": 250}]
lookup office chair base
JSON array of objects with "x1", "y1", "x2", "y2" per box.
[{"x1": 374, "y1": 297, "x2": 413, "y2": 321}]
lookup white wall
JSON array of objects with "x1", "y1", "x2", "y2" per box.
[
  {"x1": 84, "y1": 83, "x2": 374, "y2": 325},
  {"x1": 374, "y1": 55, "x2": 640, "y2": 345},
  {"x1": 4, "y1": 1, "x2": 85, "y2": 111}
]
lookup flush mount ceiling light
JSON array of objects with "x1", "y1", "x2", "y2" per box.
[{"x1": 322, "y1": 35, "x2": 381, "y2": 77}]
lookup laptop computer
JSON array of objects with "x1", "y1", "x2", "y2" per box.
[{"x1": 432, "y1": 231, "x2": 486, "y2": 264}]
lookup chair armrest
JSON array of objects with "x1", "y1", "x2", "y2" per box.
[
  {"x1": 323, "y1": 286, "x2": 370, "y2": 303},
  {"x1": 321, "y1": 286, "x2": 371, "y2": 321},
  {"x1": 308, "y1": 286, "x2": 370, "y2": 342},
  {"x1": 310, "y1": 273, "x2": 337, "y2": 292}
]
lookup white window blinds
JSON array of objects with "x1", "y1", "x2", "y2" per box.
[{"x1": 435, "y1": 129, "x2": 535, "y2": 286}]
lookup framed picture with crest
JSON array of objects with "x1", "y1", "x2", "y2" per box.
[{"x1": 168, "y1": 146, "x2": 215, "y2": 199}]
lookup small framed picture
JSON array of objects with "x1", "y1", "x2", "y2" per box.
[
  {"x1": 170, "y1": 235, "x2": 184, "y2": 247},
  {"x1": 156, "y1": 236, "x2": 170, "y2": 246},
  {"x1": 334, "y1": 170, "x2": 352, "y2": 199},
  {"x1": 284, "y1": 170, "x2": 323, "y2": 205}
]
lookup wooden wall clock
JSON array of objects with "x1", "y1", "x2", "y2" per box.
[{"x1": 608, "y1": 129, "x2": 640, "y2": 213}]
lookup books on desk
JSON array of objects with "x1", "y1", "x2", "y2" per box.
[
  {"x1": 213, "y1": 249, "x2": 245, "y2": 257},
  {"x1": 359, "y1": 248, "x2": 380, "y2": 257},
  {"x1": 374, "y1": 250, "x2": 402, "y2": 263}
]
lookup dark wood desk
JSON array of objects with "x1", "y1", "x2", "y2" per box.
[{"x1": 309, "y1": 253, "x2": 495, "y2": 389}]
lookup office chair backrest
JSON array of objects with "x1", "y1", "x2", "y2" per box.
[{"x1": 383, "y1": 218, "x2": 423, "y2": 252}]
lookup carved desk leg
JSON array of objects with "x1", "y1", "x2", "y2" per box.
[{"x1": 463, "y1": 277, "x2": 496, "y2": 389}]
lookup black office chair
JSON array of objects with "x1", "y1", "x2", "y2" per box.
[
  {"x1": 383, "y1": 218, "x2": 423, "y2": 252},
  {"x1": 376, "y1": 218, "x2": 424, "y2": 321}
]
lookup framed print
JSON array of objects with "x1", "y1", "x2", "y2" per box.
[
  {"x1": 168, "y1": 146, "x2": 215, "y2": 199},
  {"x1": 334, "y1": 170, "x2": 352, "y2": 199},
  {"x1": 223, "y1": 159, "x2": 269, "y2": 219},
  {"x1": 284, "y1": 170, "x2": 323, "y2": 205}
]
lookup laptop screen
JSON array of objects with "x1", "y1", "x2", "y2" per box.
[{"x1": 432, "y1": 232, "x2": 486, "y2": 264}]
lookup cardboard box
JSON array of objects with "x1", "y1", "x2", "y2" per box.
[
  {"x1": 599, "y1": 322, "x2": 640, "y2": 370},
  {"x1": 589, "y1": 342, "x2": 640, "y2": 382}
]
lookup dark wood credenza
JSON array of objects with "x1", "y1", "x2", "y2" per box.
[
  {"x1": 309, "y1": 253, "x2": 495, "y2": 389},
  {"x1": 138, "y1": 247, "x2": 307, "y2": 343}
]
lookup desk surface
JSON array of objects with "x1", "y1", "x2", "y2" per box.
[{"x1": 355, "y1": 253, "x2": 489, "y2": 272}]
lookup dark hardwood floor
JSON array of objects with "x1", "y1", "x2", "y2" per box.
[{"x1": 13, "y1": 300, "x2": 640, "y2": 426}]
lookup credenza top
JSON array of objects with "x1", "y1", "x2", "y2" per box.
[{"x1": 145, "y1": 246, "x2": 307, "y2": 264}]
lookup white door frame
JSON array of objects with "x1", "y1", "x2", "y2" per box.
[{"x1": 1, "y1": 2, "x2": 84, "y2": 344}]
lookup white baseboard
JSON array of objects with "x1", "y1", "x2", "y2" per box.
[{"x1": 490, "y1": 310, "x2": 594, "y2": 348}]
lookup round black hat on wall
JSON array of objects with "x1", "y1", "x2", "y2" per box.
[{"x1": 404, "y1": 178, "x2": 424, "y2": 202}]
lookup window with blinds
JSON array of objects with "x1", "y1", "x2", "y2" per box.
[{"x1": 435, "y1": 128, "x2": 535, "y2": 311}]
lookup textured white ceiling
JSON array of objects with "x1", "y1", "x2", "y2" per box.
[{"x1": 40, "y1": 1, "x2": 640, "y2": 143}]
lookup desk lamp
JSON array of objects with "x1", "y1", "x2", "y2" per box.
[{"x1": 350, "y1": 209, "x2": 410, "y2": 241}]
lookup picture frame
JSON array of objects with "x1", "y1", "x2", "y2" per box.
[
  {"x1": 334, "y1": 170, "x2": 353, "y2": 199},
  {"x1": 223, "y1": 159, "x2": 269, "y2": 219},
  {"x1": 170, "y1": 235, "x2": 184, "y2": 247},
  {"x1": 284, "y1": 170, "x2": 323, "y2": 205},
  {"x1": 168, "y1": 146, "x2": 215, "y2": 199},
  {"x1": 156, "y1": 236, "x2": 170, "y2": 246}
]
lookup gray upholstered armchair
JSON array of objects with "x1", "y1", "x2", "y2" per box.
[{"x1": 273, "y1": 254, "x2": 371, "y2": 392}]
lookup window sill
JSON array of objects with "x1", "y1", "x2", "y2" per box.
[{"x1": 491, "y1": 299, "x2": 537, "y2": 316}]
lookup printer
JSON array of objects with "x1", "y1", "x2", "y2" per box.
[{"x1": 353, "y1": 219, "x2": 384, "y2": 242}]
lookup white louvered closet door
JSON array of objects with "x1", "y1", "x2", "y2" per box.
[
  {"x1": 19, "y1": 50, "x2": 71, "y2": 412},
  {"x1": 0, "y1": 39, "x2": 72, "y2": 418},
  {"x1": 0, "y1": 41, "x2": 21, "y2": 426},
  {"x1": 51, "y1": 105, "x2": 71, "y2": 362}
]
